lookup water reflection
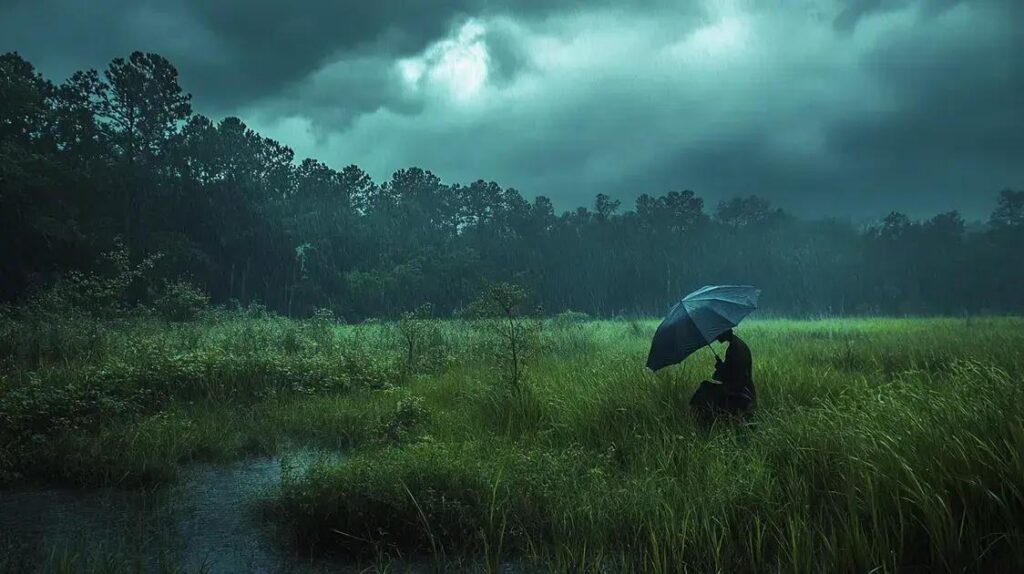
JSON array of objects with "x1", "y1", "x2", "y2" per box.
[{"x1": 0, "y1": 452, "x2": 344, "y2": 573}]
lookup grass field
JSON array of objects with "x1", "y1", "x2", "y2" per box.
[{"x1": 1, "y1": 310, "x2": 1023, "y2": 572}]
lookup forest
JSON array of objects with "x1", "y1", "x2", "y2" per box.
[{"x1": 4, "y1": 51, "x2": 1023, "y2": 320}]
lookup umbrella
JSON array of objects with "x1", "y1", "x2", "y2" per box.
[{"x1": 646, "y1": 285, "x2": 761, "y2": 371}]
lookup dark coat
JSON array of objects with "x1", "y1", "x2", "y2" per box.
[
  {"x1": 691, "y1": 335, "x2": 756, "y2": 420},
  {"x1": 719, "y1": 336, "x2": 753, "y2": 386}
]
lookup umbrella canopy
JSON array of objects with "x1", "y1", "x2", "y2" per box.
[{"x1": 646, "y1": 285, "x2": 761, "y2": 371}]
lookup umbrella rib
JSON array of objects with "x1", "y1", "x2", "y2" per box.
[{"x1": 682, "y1": 300, "x2": 717, "y2": 345}]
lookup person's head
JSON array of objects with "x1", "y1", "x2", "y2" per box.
[{"x1": 715, "y1": 329, "x2": 734, "y2": 343}]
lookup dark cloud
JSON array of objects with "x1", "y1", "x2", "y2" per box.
[
  {"x1": 176, "y1": 1, "x2": 472, "y2": 109},
  {"x1": 834, "y1": 0, "x2": 884, "y2": 32},
  {"x1": 1, "y1": 0, "x2": 1021, "y2": 219},
  {"x1": 826, "y1": 0, "x2": 1024, "y2": 214},
  {"x1": 1, "y1": 0, "x2": 473, "y2": 110},
  {"x1": 833, "y1": 0, "x2": 966, "y2": 32},
  {"x1": 0, "y1": 0, "x2": 637, "y2": 110}
]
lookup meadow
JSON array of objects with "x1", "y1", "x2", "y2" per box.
[{"x1": 1, "y1": 308, "x2": 1023, "y2": 572}]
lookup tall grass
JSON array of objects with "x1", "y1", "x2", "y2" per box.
[
  {"x1": 2, "y1": 312, "x2": 1023, "y2": 571},
  {"x1": 275, "y1": 317, "x2": 1024, "y2": 572}
]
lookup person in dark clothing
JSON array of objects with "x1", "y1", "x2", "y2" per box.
[{"x1": 689, "y1": 329, "x2": 756, "y2": 423}]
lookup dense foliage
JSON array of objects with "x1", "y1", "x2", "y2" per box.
[{"x1": 3, "y1": 51, "x2": 1023, "y2": 318}]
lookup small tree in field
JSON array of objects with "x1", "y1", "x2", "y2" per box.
[
  {"x1": 394, "y1": 303, "x2": 443, "y2": 375},
  {"x1": 466, "y1": 283, "x2": 542, "y2": 392}
]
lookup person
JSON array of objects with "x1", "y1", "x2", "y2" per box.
[{"x1": 689, "y1": 329, "x2": 756, "y2": 423}]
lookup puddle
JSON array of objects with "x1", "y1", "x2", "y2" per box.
[{"x1": 0, "y1": 451, "x2": 347, "y2": 573}]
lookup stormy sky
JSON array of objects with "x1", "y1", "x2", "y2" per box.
[{"x1": 2, "y1": 0, "x2": 1021, "y2": 219}]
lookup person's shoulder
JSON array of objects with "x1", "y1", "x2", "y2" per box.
[{"x1": 731, "y1": 336, "x2": 751, "y2": 354}]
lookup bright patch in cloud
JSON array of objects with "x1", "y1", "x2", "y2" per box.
[
  {"x1": 667, "y1": 13, "x2": 750, "y2": 65},
  {"x1": 398, "y1": 19, "x2": 489, "y2": 102},
  {"x1": 691, "y1": 16, "x2": 748, "y2": 54}
]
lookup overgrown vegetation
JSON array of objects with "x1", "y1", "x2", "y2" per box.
[
  {"x1": 0, "y1": 305, "x2": 398, "y2": 485},
  {"x1": 272, "y1": 318, "x2": 1024, "y2": 572},
  {"x1": 2, "y1": 306, "x2": 1022, "y2": 571}
]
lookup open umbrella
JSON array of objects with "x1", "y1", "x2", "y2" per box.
[{"x1": 646, "y1": 285, "x2": 761, "y2": 371}]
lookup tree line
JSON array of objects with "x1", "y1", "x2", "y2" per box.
[{"x1": 2, "y1": 51, "x2": 1023, "y2": 319}]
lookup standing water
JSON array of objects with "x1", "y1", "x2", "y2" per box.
[{"x1": 0, "y1": 452, "x2": 346, "y2": 573}]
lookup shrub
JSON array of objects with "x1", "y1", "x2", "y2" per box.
[
  {"x1": 0, "y1": 375, "x2": 154, "y2": 484},
  {"x1": 31, "y1": 238, "x2": 161, "y2": 316},
  {"x1": 378, "y1": 395, "x2": 431, "y2": 442},
  {"x1": 465, "y1": 283, "x2": 542, "y2": 393},
  {"x1": 392, "y1": 303, "x2": 450, "y2": 375},
  {"x1": 0, "y1": 379, "x2": 150, "y2": 441},
  {"x1": 151, "y1": 279, "x2": 210, "y2": 321},
  {"x1": 305, "y1": 307, "x2": 339, "y2": 350}
]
